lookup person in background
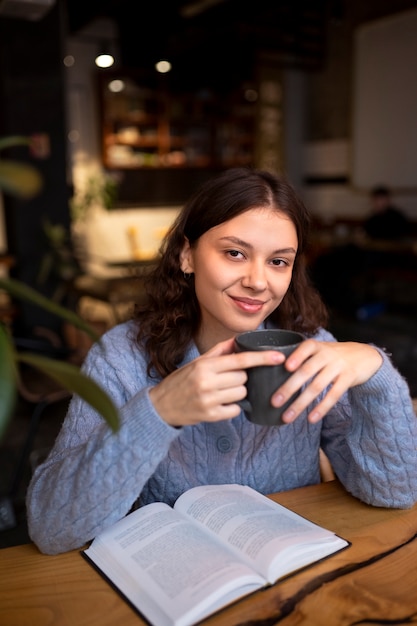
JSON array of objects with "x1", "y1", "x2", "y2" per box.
[
  {"x1": 26, "y1": 168, "x2": 417, "y2": 555},
  {"x1": 364, "y1": 185, "x2": 410, "y2": 240},
  {"x1": 311, "y1": 185, "x2": 412, "y2": 315}
]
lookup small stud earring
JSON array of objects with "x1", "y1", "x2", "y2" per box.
[{"x1": 183, "y1": 271, "x2": 192, "y2": 279}]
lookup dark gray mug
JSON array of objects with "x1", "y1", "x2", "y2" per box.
[{"x1": 235, "y1": 329, "x2": 305, "y2": 426}]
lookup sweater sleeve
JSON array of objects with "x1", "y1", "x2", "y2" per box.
[
  {"x1": 26, "y1": 322, "x2": 181, "y2": 555},
  {"x1": 320, "y1": 345, "x2": 417, "y2": 508}
]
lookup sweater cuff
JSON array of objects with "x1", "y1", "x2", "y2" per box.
[
  {"x1": 121, "y1": 386, "x2": 180, "y2": 449},
  {"x1": 357, "y1": 345, "x2": 408, "y2": 397}
]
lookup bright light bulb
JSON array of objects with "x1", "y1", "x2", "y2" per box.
[
  {"x1": 155, "y1": 60, "x2": 172, "y2": 74},
  {"x1": 108, "y1": 79, "x2": 125, "y2": 93},
  {"x1": 63, "y1": 55, "x2": 75, "y2": 67},
  {"x1": 95, "y1": 53, "x2": 114, "y2": 68}
]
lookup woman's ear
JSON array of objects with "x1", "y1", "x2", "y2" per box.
[{"x1": 179, "y1": 237, "x2": 194, "y2": 273}]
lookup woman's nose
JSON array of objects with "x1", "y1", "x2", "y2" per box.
[{"x1": 241, "y1": 261, "x2": 267, "y2": 290}]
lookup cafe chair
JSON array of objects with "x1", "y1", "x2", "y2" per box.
[
  {"x1": 319, "y1": 448, "x2": 335, "y2": 482},
  {"x1": 71, "y1": 273, "x2": 148, "y2": 326}
]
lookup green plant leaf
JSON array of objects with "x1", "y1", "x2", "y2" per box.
[
  {"x1": 0, "y1": 325, "x2": 18, "y2": 440},
  {"x1": 17, "y1": 352, "x2": 120, "y2": 432},
  {"x1": 0, "y1": 135, "x2": 42, "y2": 198},
  {"x1": 0, "y1": 135, "x2": 31, "y2": 151},
  {"x1": 0, "y1": 277, "x2": 101, "y2": 342},
  {"x1": 0, "y1": 160, "x2": 43, "y2": 198}
]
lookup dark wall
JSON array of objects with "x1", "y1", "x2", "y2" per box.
[
  {"x1": 0, "y1": 2, "x2": 71, "y2": 335},
  {"x1": 306, "y1": 0, "x2": 417, "y2": 141},
  {"x1": 115, "y1": 167, "x2": 227, "y2": 207}
]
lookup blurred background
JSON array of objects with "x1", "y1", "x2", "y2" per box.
[{"x1": 1, "y1": 0, "x2": 417, "y2": 545}]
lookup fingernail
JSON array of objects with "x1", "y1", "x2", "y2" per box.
[
  {"x1": 282, "y1": 409, "x2": 295, "y2": 422},
  {"x1": 309, "y1": 411, "x2": 320, "y2": 423},
  {"x1": 273, "y1": 393, "x2": 284, "y2": 406}
]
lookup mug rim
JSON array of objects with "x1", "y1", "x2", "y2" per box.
[{"x1": 235, "y1": 328, "x2": 304, "y2": 349}]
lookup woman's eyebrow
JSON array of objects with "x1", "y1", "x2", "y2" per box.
[
  {"x1": 219, "y1": 236, "x2": 297, "y2": 255},
  {"x1": 219, "y1": 236, "x2": 251, "y2": 247}
]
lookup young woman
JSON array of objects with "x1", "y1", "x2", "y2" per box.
[{"x1": 27, "y1": 168, "x2": 417, "y2": 555}]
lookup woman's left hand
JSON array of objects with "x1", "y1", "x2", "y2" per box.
[{"x1": 272, "y1": 340, "x2": 383, "y2": 424}]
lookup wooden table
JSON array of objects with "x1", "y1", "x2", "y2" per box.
[
  {"x1": 106, "y1": 256, "x2": 158, "y2": 277},
  {"x1": 1, "y1": 480, "x2": 416, "y2": 625}
]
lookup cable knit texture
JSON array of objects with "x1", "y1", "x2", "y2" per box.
[{"x1": 26, "y1": 320, "x2": 417, "y2": 554}]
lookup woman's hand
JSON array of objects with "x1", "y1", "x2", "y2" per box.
[
  {"x1": 272, "y1": 339, "x2": 383, "y2": 424},
  {"x1": 149, "y1": 337, "x2": 286, "y2": 427}
]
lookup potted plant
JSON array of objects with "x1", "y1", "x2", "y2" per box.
[
  {"x1": 0, "y1": 136, "x2": 119, "y2": 442},
  {"x1": 70, "y1": 171, "x2": 119, "y2": 222}
]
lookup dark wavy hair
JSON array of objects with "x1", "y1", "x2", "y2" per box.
[{"x1": 134, "y1": 167, "x2": 328, "y2": 377}]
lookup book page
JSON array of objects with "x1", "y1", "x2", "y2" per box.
[
  {"x1": 175, "y1": 484, "x2": 348, "y2": 583},
  {"x1": 84, "y1": 501, "x2": 265, "y2": 626}
]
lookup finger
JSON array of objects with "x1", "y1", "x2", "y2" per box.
[
  {"x1": 272, "y1": 352, "x2": 343, "y2": 413},
  {"x1": 271, "y1": 352, "x2": 322, "y2": 406},
  {"x1": 305, "y1": 377, "x2": 349, "y2": 423},
  {"x1": 281, "y1": 367, "x2": 349, "y2": 423},
  {"x1": 217, "y1": 349, "x2": 286, "y2": 373},
  {"x1": 284, "y1": 338, "x2": 318, "y2": 371},
  {"x1": 194, "y1": 367, "x2": 248, "y2": 393},
  {"x1": 273, "y1": 342, "x2": 345, "y2": 401},
  {"x1": 203, "y1": 402, "x2": 243, "y2": 422},
  {"x1": 204, "y1": 339, "x2": 287, "y2": 370}
]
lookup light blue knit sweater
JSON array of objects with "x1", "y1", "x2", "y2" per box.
[{"x1": 26, "y1": 320, "x2": 417, "y2": 554}]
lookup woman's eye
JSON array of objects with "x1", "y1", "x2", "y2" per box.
[
  {"x1": 271, "y1": 258, "x2": 288, "y2": 267},
  {"x1": 227, "y1": 249, "x2": 244, "y2": 259}
]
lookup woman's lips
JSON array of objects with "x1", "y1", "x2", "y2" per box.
[{"x1": 230, "y1": 296, "x2": 265, "y2": 313}]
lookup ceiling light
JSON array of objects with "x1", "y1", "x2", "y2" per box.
[
  {"x1": 155, "y1": 60, "x2": 172, "y2": 74},
  {"x1": 95, "y1": 52, "x2": 114, "y2": 68},
  {"x1": 95, "y1": 41, "x2": 115, "y2": 68},
  {"x1": 108, "y1": 79, "x2": 125, "y2": 93}
]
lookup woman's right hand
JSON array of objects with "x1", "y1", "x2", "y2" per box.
[{"x1": 149, "y1": 337, "x2": 285, "y2": 427}]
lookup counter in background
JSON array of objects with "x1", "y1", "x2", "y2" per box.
[
  {"x1": 69, "y1": 206, "x2": 180, "y2": 332},
  {"x1": 73, "y1": 206, "x2": 181, "y2": 279}
]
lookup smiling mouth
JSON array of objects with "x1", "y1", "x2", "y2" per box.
[
  {"x1": 233, "y1": 296, "x2": 265, "y2": 305},
  {"x1": 231, "y1": 295, "x2": 266, "y2": 312}
]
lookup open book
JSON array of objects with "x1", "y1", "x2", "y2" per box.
[{"x1": 83, "y1": 483, "x2": 349, "y2": 626}]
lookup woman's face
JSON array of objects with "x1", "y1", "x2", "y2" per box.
[{"x1": 180, "y1": 206, "x2": 298, "y2": 352}]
